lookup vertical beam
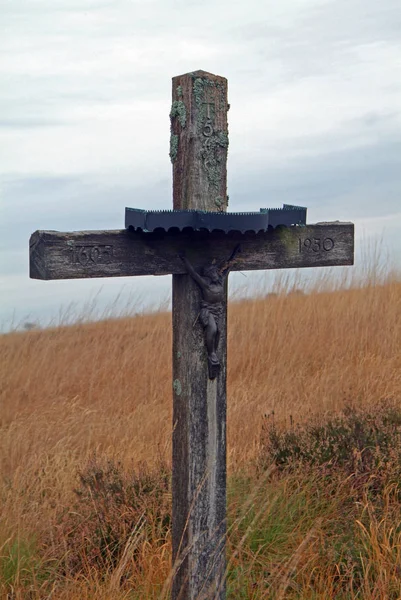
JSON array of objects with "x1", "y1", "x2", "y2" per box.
[
  {"x1": 171, "y1": 71, "x2": 229, "y2": 600},
  {"x1": 171, "y1": 70, "x2": 229, "y2": 213}
]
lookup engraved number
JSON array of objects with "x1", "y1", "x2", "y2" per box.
[
  {"x1": 203, "y1": 118, "x2": 213, "y2": 137},
  {"x1": 71, "y1": 245, "x2": 113, "y2": 266},
  {"x1": 323, "y1": 238, "x2": 334, "y2": 251},
  {"x1": 299, "y1": 237, "x2": 334, "y2": 253}
]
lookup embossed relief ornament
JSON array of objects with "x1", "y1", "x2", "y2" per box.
[
  {"x1": 195, "y1": 78, "x2": 229, "y2": 204},
  {"x1": 200, "y1": 123, "x2": 229, "y2": 196},
  {"x1": 179, "y1": 245, "x2": 241, "y2": 380}
]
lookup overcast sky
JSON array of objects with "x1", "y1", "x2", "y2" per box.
[{"x1": 1, "y1": 0, "x2": 400, "y2": 328}]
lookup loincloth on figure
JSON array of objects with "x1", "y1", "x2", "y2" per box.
[{"x1": 199, "y1": 301, "x2": 223, "y2": 328}]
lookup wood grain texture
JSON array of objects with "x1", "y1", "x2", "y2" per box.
[
  {"x1": 171, "y1": 71, "x2": 229, "y2": 600},
  {"x1": 29, "y1": 224, "x2": 354, "y2": 280},
  {"x1": 172, "y1": 275, "x2": 227, "y2": 600},
  {"x1": 171, "y1": 70, "x2": 229, "y2": 212}
]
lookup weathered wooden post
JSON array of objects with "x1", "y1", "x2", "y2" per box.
[
  {"x1": 170, "y1": 71, "x2": 229, "y2": 599},
  {"x1": 29, "y1": 70, "x2": 355, "y2": 600}
]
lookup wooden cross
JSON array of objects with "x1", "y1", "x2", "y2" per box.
[{"x1": 29, "y1": 70, "x2": 354, "y2": 600}]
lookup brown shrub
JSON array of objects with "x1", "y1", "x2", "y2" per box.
[{"x1": 48, "y1": 457, "x2": 171, "y2": 578}]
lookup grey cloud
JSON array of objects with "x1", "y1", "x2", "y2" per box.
[
  {"x1": 1, "y1": 1, "x2": 116, "y2": 16},
  {"x1": 2, "y1": 127, "x2": 399, "y2": 267},
  {"x1": 3, "y1": 0, "x2": 400, "y2": 136},
  {"x1": 1, "y1": 0, "x2": 400, "y2": 328},
  {"x1": 0, "y1": 174, "x2": 170, "y2": 254},
  {"x1": 358, "y1": 111, "x2": 400, "y2": 128},
  {"x1": 306, "y1": 0, "x2": 401, "y2": 46},
  {"x1": 233, "y1": 0, "x2": 401, "y2": 48},
  {"x1": 1, "y1": 251, "x2": 27, "y2": 276},
  {"x1": 229, "y1": 0, "x2": 401, "y2": 84},
  {"x1": 0, "y1": 118, "x2": 65, "y2": 129},
  {"x1": 230, "y1": 132, "x2": 401, "y2": 221}
]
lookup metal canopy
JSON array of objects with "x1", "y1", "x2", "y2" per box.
[{"x1": 125, "y1": 204, "x2": 307, "y2": 233}]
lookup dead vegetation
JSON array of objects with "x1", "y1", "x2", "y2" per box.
[{"x1": 0, "y1": 273, "x2": 400, "y2": 598}]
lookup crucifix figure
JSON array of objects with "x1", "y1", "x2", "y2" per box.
[
  {"x1": 180, "y1": 244, "x2": 240, "y2": 379},
  {"x1": 29, "y1": 70, "x2": 354, "y2": 600}
]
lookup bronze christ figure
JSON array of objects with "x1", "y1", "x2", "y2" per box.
[{"x1": 179, "y1": 245, "x2": 241, "y2": 379}]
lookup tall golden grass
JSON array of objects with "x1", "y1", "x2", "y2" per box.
[{"x1": 0, "y1": 270, "x2": 400, "y2": 598}]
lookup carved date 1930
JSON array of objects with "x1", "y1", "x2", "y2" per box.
[
  {"x1": 299, "y1": 237, "x2": 334, "y2": 253},
  {"x1": 70, "y1": 245, "x2": 113, "y2": 266}
]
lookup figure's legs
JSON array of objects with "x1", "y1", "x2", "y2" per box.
[
  {"x1": 215, "y1": 326, "x2": 220, "y2": 353},
  {"x1": 205, "y1": 316, "x2": 219, "y2": 364}
]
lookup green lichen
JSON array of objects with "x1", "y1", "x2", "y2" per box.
[
  {"x1": 215, "y1": 195, "x2": 229, "y2": 211},
  {"x1": 193, "y1": 78, "x2": 205, "y2": 107},
  {"x1": 217, "y1": 131, "x2": 229, "y2": 148},
  {"x1": 193, "y1": 80, "x2": 227, "y2": 132},
  {"x1": 192, "y1": 75, "x2": 229, "y2": 192},
  {"x1": 196, "y1": 103, "x2": 215, "y2": 133},
  {"x1": 169, "y1": 134, "x2": 179, "y2": 163},
  {"x1": 200, "y1": 129, "x2": 229, "y2": 189},
  {"x1": 278, "y1": 226, "x2": 295, "y2": 248},
  {"x1": 176, "y1": 85, "x2": 183, "y2": 98},
  {"x1": 193, "y1": 76, "x2": 227, "y2": 111},
  {"x1": 219, "y1": 86, "x2": 227, "y2": 111},
  {"x1": 170, "y1": 100, "x2": 186, "y2": 128},
  {"x1": 173, "y1": 379, "x2": 182, "y2": 396}
]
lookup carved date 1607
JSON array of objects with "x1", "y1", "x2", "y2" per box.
[
  {"x1": 299, "y1": 237, "x2": 334, "y2": 253},
  {"x1": 70, "y1": 245, "x2": 113, "y2": 266}
]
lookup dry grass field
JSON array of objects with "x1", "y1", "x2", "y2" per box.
[{"x1": 1, "y1": 271, "x2": 400, "y2": 598}]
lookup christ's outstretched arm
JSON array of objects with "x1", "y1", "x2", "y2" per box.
[
  {"x1": 179, "y1": 255, "x2": 208, "y2": 291},
  {"x1": 221, "y1": 244, "x2": 241, "y2": 277}
]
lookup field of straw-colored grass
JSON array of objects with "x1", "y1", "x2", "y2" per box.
[{"x1": 0, "y1": 272, "x2": 400, "y2": 598}]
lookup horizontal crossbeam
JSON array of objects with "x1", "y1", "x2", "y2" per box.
[{"x1": 30, "y1": 223, "x2": 354, "y2": 281}]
